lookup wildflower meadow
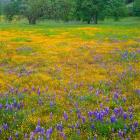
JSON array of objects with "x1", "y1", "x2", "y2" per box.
[{"x1": 0, "y1": 18, "x2": 140, "y2": 139}]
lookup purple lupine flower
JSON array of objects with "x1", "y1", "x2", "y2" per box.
[
  {"x1": 129, "y1": 113, "x2": 133, "y2": 120},
  {"x1": 100, "y1": 103, "x2": 103, "y2": 108},
  {"x1": 3, "y1": 123, "x2": 8, "y2": 130},
  {"x1": 35, "y1": 120, "x2": 42, "y2": 133},
  {"x1": 23, "y1": 88, "x2": 28, "y2": 93},
  {"x1": 46, "y1": 86, "x2": 48, "y2": 92},
  {"x1": 89, "y1": 118, "x2": 94, "y2": 122},
  {"x1": 8, "y1": 136, "x2": 12, "y2": 140},
  {"x1": 10, "y1": 87, "x2": 14, "y2": 93},
  {"x1": 96, "y1": 112, "x2": 103, "y2": 121},
  {"x1": 122, "y1": 97, "x2": 127, "y2": 102},
  {"x1": 50, "y1": 112, "x2": 53, "y2": 120},
  {"x1": 13, "y1": 99, "x2": 17, "y2": 108},
  {"x1": 110, "y1": 115, "x2": 117, "y2": 123},
  {"x1": 77, "y1": 112, "x2": 81, "y2": 119},
  {"x1": 24, "y1": 133, "x2": 28, "y2": 138},
  {"x1": 77, "y1": 129, "x2": 80, "y2": 135},
  {"x1": 131, "y1": 126, "x2": 135, "y2": 133},
  {"x1": 114, "y1": 108, "x2": 119, "y2": 115},
  {"x1": 74, "y1": 84, "x2": 78, "y2": 89},
  {"x1": 122, "y1": 51, "x2": 128, "y2": 59},
  {"x1": 134, "y1": 121, "x2": 138, "y2": 128},
  {"x1": 76, "y1": 108, "x2": 80, "y2": 114},
  {"x1": 15, "y1": 132, "x2": 19, "y2": 138},
  {"x1": 128, "y1": 106, "x2": 133, "y2": 112},
  {"x1": 35, "y1": 125, "x2": 42, "y2": 133},
  {"x1": 118, "y1": 130, "x2": 124, "y2": 138},
  {"x1": 89, "y1": 86, "x2": 94, "y2": 92},
  {"x1": 41, "y1": 128, "x2": 45, "y2": 135},
  {"x1": 113, "y1": 92, "x2": 119, "y2": 100},
  {"x1": 135, "y1": 89, "x2": 140, "y2": 95},
  {"x1": 48, "y1": 127, "x2": 53, "y2": 134},
  {"x1": 56, "y1": 122, "x2": 63, "y2": 132},
  {"x1": 17, "y1": 103, "x2": 21, "y2": 110},
  {"x1": 50, "y1": 101, "x2": 54, "y2": 108},
  {"x1": 46, "y1": 127, "x2": 53, "y2": 139},
  {"x1": 30, "y1": 132, "x2": 35, "y2": 140},
  {"x1": 100, "y1": 111, "x2": 104, "y2": 120},
  {"x1": 88, "y1": 111, "x2": 93, "y2": 117},
  {"x1": 119, "y1": 107, "x2": 123, "y2": 115},
  {"x1": 38, "y1": 99, "x2": 43, "y2": 105},
  {"x1": 9, "y1": 70, "x2": 13, "y2": 74},
  {"x1": 123, "y1": 112, "x2": 128, "y2": 120},
  {"x1": 91, "y1": 124, "x2": 95, "y2": 130},
  {"x1": 0, "y1": 129, "x2": 2, "y2": 134},
  {"x1": 37, "y1": 88, "x2": 41, "y2": 96},
  {"x1": 101, "y1": 110, "x2": 106, "y2": 116},
  {"x1": 104, "y1": 107, "x2": 109, "y2": 114},
  {"x1": 94, "y1": 135, "x2": 97, "y2": 140},
  {"x1": 9, "y1": 104, "x2": 13, "y2": 111},
  {"x1": 15, "y1": 88, "x2": 18, "y2": 94},
  {"x1": 93, "y1": 110, "x2": 98, "y2": 117},
  {"x1": 71, "y1": 125, "x2": 75, "y2": 129},
  {"x1": 0, "y1": 104, "x2": 3, "y2": 109},
  {"x1": 75, "y1": 122, "x2": 80, "y2": 128},
  {"x1": 60, "y1": 132, "x2": 66, "y2": 140},
  {"x1": 32, "y1": 86, "x2": 35, "y2": 91},
  {"x1": 81, "y1": 116, "x2": 86, "y2": 123},
  {"x1": 75, "y1": 102, "x2": 78, "y2": 108},
  {"x1": 95, "y1": 90, "x2": 100, "y2": 96},
  {"x1": 106, "y1": 97, "x2": 109, "y2": 102},
  {"x1": 63, "y1": 111, "x2": 68, "y2": 121},
  {"x1": 5, "y1": 103, "x2": 10, "y2": 110},
  {"x1": 79, "y1": 82, "x2": 84, "y2": 87}
]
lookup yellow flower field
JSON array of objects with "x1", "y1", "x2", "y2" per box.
[{"x1": 0, "y1": 21, "x2": 140, "y2": 139}]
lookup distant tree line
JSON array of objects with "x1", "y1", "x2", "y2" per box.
[{"x1": 0, "y1": 0, "x2": 140, "y2": 24}]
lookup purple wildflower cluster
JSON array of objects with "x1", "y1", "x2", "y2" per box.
[
  {"x1": 0, "y1": 100, "x2": 23, "y2": 111},
  {"x1": 0, "y1": 84, "x2": 139, "y2": 139}
]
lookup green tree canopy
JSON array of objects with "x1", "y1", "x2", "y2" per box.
[
  {"x1": 2, "y1": 0, "x2": 129, "y2": 24},
  {"x1": 106, "y1": 0, "x2": 127, "y2": 21},
  {"x1": 75, "y1": 0, "x2": 108, "y2": 24},
  {"x1": 134, "y1": 0, "x2": 140, "y2": 16},
  {"x1": 3, "y1": 0, "x2": 21, "y2": 21},
  {"x1": 20, "y1": 0, "x2": 48, "y2": 24}
]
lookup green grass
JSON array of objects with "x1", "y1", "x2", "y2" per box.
[
  {"x1": 11, "y1": 37, "x2": 32, "y2": 42},
  {"x1": 16, "y1": 46, "x2": 34, "y2": 56},
  {"x1": 0, "y1": 17, "x2": 140, "y2": 30}
]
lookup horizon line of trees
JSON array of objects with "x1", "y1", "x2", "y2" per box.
[{"x1": 0, "y1": 0, "x2": 140, "y2": 24}]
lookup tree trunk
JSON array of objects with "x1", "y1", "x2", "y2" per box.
[
  {"x1": 94, "y1": 12, "x2": 98, "y2": 24},
  {"x1": 87, "y1": 20, "x2": 90, "y2": 24},
  {"x1": 28, "y1": 17, "x2": 36, "y2": 25}
]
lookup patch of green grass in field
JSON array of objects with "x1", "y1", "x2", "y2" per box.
[
  {"x1": 11, "y1": 37, "x2": 32, "y2": 42},
  {"x1": 0, "y1": 57, "x2": 12, "y2": 64},
  {"x1": 16, "y1": 46, "x2": 34, "y2": 56},
  {"x1": 94, "y1": 119, "x2": 125, "y2": 137},
  {"x1": 0, "y1": 41, "x2": 7, "y2": 47}
]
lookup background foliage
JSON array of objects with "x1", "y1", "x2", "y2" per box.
[{"x1": 0, "y1": 0, "x2": 140, "y2": 24}]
